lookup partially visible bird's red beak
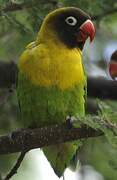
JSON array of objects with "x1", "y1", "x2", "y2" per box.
[
  {"x1": 77, "y1": 19, "x2": 95, "y2": 43},
  {"x1": 109, "y1": 61, "x2": 117, "y2": 80}
]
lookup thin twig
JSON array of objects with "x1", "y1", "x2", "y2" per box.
[
  {"x1": 3, "y1": 151, "x2": 27, "y2": 180},
  {"x1": 3, "y1": 13, "x2": 32, "y2": 35},
  {"x1": 0, "y1": 2, "x2": 117, "y2": 21},
  {"x1": 92, "y1": 7, "x2": 117, "y2": 20},
  {"x1": 0, "y1": 1, "x2": 58, "y2": 15}
]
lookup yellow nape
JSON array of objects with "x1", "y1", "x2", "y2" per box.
[{"x1": 18, "y1": 41, "x2": 85, "y2": 90}]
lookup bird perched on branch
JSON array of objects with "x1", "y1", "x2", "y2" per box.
[
  {"x1": 109, "y1": 50, "x2": 117, "y2": 80},
  {"x1": 17, "y1": 7, "x2": 95, "y2": 177}
]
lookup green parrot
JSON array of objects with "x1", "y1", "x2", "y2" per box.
[{"x1": 17, "y1": 7, "x2": 95, "y2": 177}]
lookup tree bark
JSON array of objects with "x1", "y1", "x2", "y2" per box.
[{"x1": 0, "y1": 124, "x2": 103, "y2": 155}]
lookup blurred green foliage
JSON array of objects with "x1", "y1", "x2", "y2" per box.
[{"x1": 0, "y1": 0, "x2": 117, "y2": 179}]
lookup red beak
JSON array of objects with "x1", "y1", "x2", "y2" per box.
[
  {"x1": 109, "y1": 61, "x2": 117, "y2": 80},
  {"x1": 77, "y1": 19, "x2": 95, "y2": 43}
]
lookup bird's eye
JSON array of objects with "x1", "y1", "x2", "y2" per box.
[{"x1": 65, "y1": 16, "x2": 77, "y2": 26}]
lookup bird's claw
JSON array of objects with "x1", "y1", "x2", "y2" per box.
[{"x1": 66, "y1": 116, "x2": 77, "y2": 129}]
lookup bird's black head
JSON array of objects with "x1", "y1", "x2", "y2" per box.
[{"x1": 42, "y1": 7, "x2": 95, "y2": 50}]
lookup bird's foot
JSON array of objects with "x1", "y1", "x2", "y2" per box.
[{"x1": 66, "y1": 116, "x2": 77, "y2": 129}]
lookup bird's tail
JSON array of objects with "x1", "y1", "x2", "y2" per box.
[{"x1": 43, "y1": 142, "x2": 77, "y2": 177}]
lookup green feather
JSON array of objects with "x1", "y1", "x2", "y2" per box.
[
  {"x1": 17, "y1": 72, "x2": 86, "y2": 176},
  {"x1": 17, "y1": 73, "x2": 85, "y2": 127}
]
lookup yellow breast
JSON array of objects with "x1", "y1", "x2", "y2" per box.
[{"x1": 18, "y1": 40, "x2": 85, "y2": 90}]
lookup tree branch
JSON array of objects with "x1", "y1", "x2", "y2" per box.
[
  {"x1": 0, "y1": 1, "x2": 58, "y2": 15},
  {"x1": 3, "y1": 151, "x2": 27, "y2": 180},
  {"x1": 0, "y1": 2, "x2": 117, "y2": 21},
  {"x1": 0, "y1": 62, "x2": 17, "y2": 88},
  {"x1": 92, "y1": 7, "x2": 117, "y2": 20},
  {"x1": 86, "y1": 99, "x2": 99, "y2": 114},
  {"x1": 0, "y1": 124, "x2": 103, "y2": 155},
  {"x1": 87, "y1": 77, "x2": 117, "y2": 100},
  {"x1": 1, "y1": 2, "x2": 26, "y2": 13}
]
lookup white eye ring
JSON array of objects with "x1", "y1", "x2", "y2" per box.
[{"x1": 65, "y1": 16, "x2": 77, "y2": 26}]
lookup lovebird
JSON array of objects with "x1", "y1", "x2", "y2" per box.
[{"x1": 17, "y1": 7, "x2": 95, "y2": 177}]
